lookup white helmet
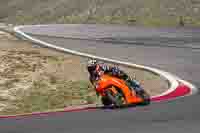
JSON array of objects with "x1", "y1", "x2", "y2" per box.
[{"x1": 87, "y1": 59, "x2": 98, "y2": 72}]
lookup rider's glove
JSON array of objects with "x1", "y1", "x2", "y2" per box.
[{"x1": 111, "y1": 67, "x2": 120, "y2": 76}]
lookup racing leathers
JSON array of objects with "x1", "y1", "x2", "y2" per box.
[{"x1": 88, "y1": 63, "x2": 143, "y2": 93}]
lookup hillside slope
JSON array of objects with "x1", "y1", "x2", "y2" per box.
[{"x1": 1, "y1": 0, "x2": 200, "y2": 26}]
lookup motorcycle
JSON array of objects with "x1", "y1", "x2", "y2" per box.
[{"x1": 94, "y1": 74, "x2": 150, "y2": 107}]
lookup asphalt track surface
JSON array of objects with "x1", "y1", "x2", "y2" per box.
[{"x1": 0, "y1": 25, "x2": 200, "y2": 133}]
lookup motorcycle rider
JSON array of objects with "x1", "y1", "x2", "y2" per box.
[{"x1": 87, "y1": 59, "x2": 143, "y2": 93}]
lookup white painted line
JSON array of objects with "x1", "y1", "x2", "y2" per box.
[{"x1": 0, "y1": 31, "x2": 5, "y2": 34}]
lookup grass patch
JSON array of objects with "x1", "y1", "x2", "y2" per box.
[
  {"x1": 0, "y1": 48, "x2": 99, "y2": 115},
  {"x1": 1, "y1": 80, "x2": 97, "y2": 115},
  {"x1": 1, "y1": 0, "x2": 200, "y2": 27}
]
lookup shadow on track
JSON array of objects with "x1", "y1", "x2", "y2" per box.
[{"x1": 95, "y1": 100, "x2": 151, "y2": 110}]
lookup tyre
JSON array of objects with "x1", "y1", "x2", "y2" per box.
[
  {"x1": 132, "y1": 85, "x2": 150, "y2": 105},
  {"x1": 105, "y1": 87, "x2": 125, "y2": 107},
  {"x1": 101, "y1": 96, "x2": 112, "y2": 106},
  {"x1": 140, "y1": 90, "x2": 150, "y2": 105}
]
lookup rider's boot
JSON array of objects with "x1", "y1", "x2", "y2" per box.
[
  {"x1": 119, "y1": 73, "x2": 143, "y2": 94},
  {"x1": 126, "y1": 79, "x2": 143, "y2": 95}
]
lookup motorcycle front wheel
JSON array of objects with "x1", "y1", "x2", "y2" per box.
[{"x1": 104, "y1": 87, "x2": 125, "y2": 107}]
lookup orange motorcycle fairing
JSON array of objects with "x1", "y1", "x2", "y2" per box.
[{"x1": 95, "y1": 74, "x2": 144, "y2": 105}]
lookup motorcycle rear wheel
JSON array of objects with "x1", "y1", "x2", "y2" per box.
[{"x1": 136, "y1": 89, "x2": 150, "y2": 105}]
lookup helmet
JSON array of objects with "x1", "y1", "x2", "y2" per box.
[{"x1": 87, "y1": 59, "x2": 98, "y2": 73}]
